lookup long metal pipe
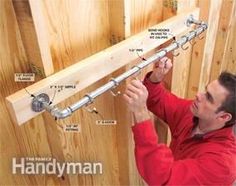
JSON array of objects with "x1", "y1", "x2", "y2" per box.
[{"x1": 41, "y1": 17, "x2": 208, "y2": 119}]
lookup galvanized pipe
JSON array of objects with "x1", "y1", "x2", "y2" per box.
[{"x1": 41, "y1": 17, "x2": 208, "y2": 119}]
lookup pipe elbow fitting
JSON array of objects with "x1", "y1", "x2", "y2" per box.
[{"x1": 50, "y1": 107, "x2": 72, "y2": 119}]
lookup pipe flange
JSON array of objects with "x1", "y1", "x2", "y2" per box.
[
  {"x1": 32, "y1": 93, "x2": 50, "y2": 112},
  {"x1": 186, "y1": 14, "x2": 194, "y2": 27}
]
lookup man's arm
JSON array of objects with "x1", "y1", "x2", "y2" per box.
[
  {"x1": 144, "y1": 57, "x2": 192, "y2": 133},
  {"x1": 123, "y1": 57, "x2": 192, "y2": 133},
  {"x1": 144, "y1": 73, "x2": 192, "y2": 133},
  {"x1": 123, "y1": 57, "x2": 174, "y2": 125},
  {"x1": 132, "y1": 120, "x2": 235, "y2": 185}
]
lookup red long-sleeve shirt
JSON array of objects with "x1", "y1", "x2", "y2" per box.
[{"x1": 132, "y1": 73, "x2": 236, "y2": 185}]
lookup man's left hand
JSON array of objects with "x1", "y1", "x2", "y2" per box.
[{"x1": 123, "y1": 79, "x2": 150, "y2": 123}]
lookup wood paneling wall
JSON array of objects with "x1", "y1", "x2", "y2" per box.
[
  {"x1": 0, "y1": 0, "x2": 55, "y2": 185},
  {"x1": 187, "y1": 0, "x2": 236, "y2": 98},
  {"x1": 1, "y1": 0, "x2": 235, "y2": 185},
  {"x1": 0, "y1": 0, "x2": 162, "y2": 185}
]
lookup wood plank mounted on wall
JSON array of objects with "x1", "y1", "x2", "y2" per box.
[
  {"x1": 0, "y1": 0, "x2": 62, "y2": 185},
  {"x1": 6, "y1": 8, "x2": 199, "y2": 126},
  {"x1": 1, "y1": 0, "x2": 236, "y2": 185},
  {"x1": 12, "y1": 0, "x2": 54, "y2": 77},
  {"x1": 198, "y1": 0, "x2": 223, "y2": 92}
]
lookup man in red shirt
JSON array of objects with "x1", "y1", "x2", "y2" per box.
[{"x1": 123, "y1": 57, "x2": 236, "y2": 185}]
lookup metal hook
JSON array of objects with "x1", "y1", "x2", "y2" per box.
[
  {"x1": 83, "y1": 97, "x2": 105, "y2": 119},
  {"x1": 181, "y1": 44, "x2": 189, "y2": 50},
  {"x1": 84, "y1": 105, "x2": 98, "y2": 114},
  {"x1": 197, "y1": 32, "x2": 205, "y2": 40},
  {"x1": 197, "y1": 25, "x2": 207, "y2": 40},
  {"x1": 84, "y1": 103, "x2": 105, "y2": 120},
  {"x1": 83, "y1": 94, "x2": 97, "y2": 114},
  {"x1": 109, "y1": 78, "x2": 121, "y2": 97},
  {"x1": 83, "y1": 94, "x2": 98, "y2": 113},
  {"x1": 171, "y1": 40, "x2": 180, "y2": 57},
  {"x1": 110, "y1": 89, "x2": 121, "y2": 97},
  {"x1": 188, "y1": 31, "x2": 197, "y2": 46},
  {"x1": 84, "y1": 104, "x2": 104, "y2": 120},
  {"x1": 84, "y1": 94, "x2": 94, "y2": 104},
  {"x1": 172, "y1": 49, "x2": 180, "y2": 57},
  {"x1": 189, "y1": 39, "x2": 196, "y2": 46},
  {"x1": 180, "y1": 35, "x2": 189, "y2": 50}
]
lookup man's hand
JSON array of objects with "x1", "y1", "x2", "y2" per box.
[
  {"x1": 123, "y1": 79, "x2": 150, "y2": 123},
  {"x1": 149, "y1": 56, "x2": 172, "y2": 83}
]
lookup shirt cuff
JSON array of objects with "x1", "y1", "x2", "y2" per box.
[
  {"x1": 143, "y1": 72, "x2": 163, "y2": 91},
  {"x1": 132, "y1": 120, "x2": 158, "y2": 145}
]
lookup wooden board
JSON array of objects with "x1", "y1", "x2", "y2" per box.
[
  {"x1": 1, "y1": 1, "x2": 236, "y2": 185},
  {"x1": 130, "y1": 0, "x2": 163, "y2": 34},
  {"x1": 1, "y1": 1, "x2": 118, "y2": 185},
  {"x1": 1, "y1": 1, "x2": 165, "y2": 185},
  {"x1": 128, "y1": 1, "x2": 164, "y2": 184},
  {"x1": 155, "y1": 0, "x2": 197, "y2": 146},
  {"x1": 186, "y1": 0, "x2": 211, "y2": 98},
  {"x1": 198, "y1": 0, "x2": 223, "y2": 92},
  {"x1": 220, "y1": 0, "x2": 236, "y2": 74},
  {"x1": 6, "y1": 8, "x2": 200, "y2": 126},
  {"x1": 171, "y1": 0, "x2": 197, "y2": 98},
  {"x1": 171, "y1": 30, "x2": 192, "y2": 98},
  {"x1": 38, "y1": 0, "x2": 111, "y2": 73},
  {"x1": 209, "y1": 0, "x2": 234, "y2": 81},
  {"x1": 0, "y1": 0, "x2": 59, "y2": 185},
  {"x1": 108, "y1": 1, "x2": 132, "y2": 185},
  {"x1": 12, "y1": 0, "x2": 54, "y2": 77}
]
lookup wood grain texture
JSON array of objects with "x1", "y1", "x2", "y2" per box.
[
  {"x1": 1, "y1": 1, "x2": 119, "y2": 185},
  {"x1": 171, "y1": 1, "x2": 197, "y2": 98},
  {"x1": 2, "y1": 0, "x2": 235, "y2": 185},
  {"x1": 6, "y1": 8, "x2": 200, "y2": 126},
  {"x1": 186, "y1": 0, "x2": 211, "y2": 98},
  {"x1": 108, "y1": 0, "x2": 128, "y2": 44},
  {"x1": 127, "y1": 2, "x2": 163, "y2": 183},
  {"x1": 131, "y1": 0, "x2": 163, "y2": 34},
  {"x1": 0, "y1": 0, "x2": 55, "y2": 185},
  {"x1": 171, "y1": 30, "x2": 192, "y2": 98},
  {"x1": 157, "y1": 1, "x2": 197, "y2": 146},
  {"x1": 39, "y1": 0, "x2": 111, "y2": 72},
  {"x1": 108, "y1": 1, "x2": 135, "y2": 184},
  {"x1": 209, "y1": 0, "x2": 234, "y2": 81},
  {"x1": 220, "y1": 0, "x2": 236, "y2": 74},
  {"x1": 35, "y1": 1, "x2": 119, "y2": 185},
  {"x1": 198, "y1": 0, "x2": 223, "y2": 92},
  {"x1": 12, "y1": 0, "x2": 54, "y2": 77}
]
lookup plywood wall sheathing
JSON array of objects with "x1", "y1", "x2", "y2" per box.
[
  {"x1": 209, "y1": 0, "x2": 235, "y2": 81},
  {"x1": 221, "y1": 1, "x2": 236, "y2": 74},
  {"x1": 1, "y1": 0, "x2": 165, "y2": 185},
  {"x1": 6, "y1": 8, "x2": 199, "y2": 126},
  {"x1": 171, "y1": 0, "x2": 197, "y2": 98},
  {"x1": 0, "y1": 0, "x2": 63, "y2": 185},
  {"x1": 108, "y1": 1, "x2": 133, "y2": 184},
  {"x1": 2, "y1": 0, "x2": 236, "y2": 185},
  {"x1": 128, "y1": 1, "x2": 164, "y2": 184},
  {"x1": 198, "y1": 0, "x2": 223, "y2": 92},
  {"x1": 155, "y1": 0, "x2": 197, "y2": 145},
  {"x1": 219, "y1": 0, "x2": 236, "y2": 75},
  {"x1": 187, "y1": 0, "x2": 211, "y2": 98},
  {"x1": 12, "y1": 0, "x2": 54, "y2": 77}
]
